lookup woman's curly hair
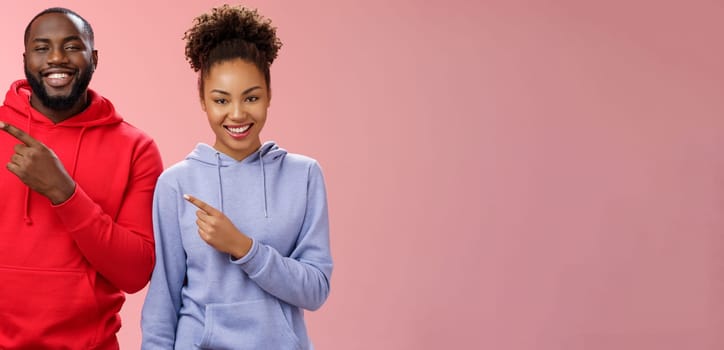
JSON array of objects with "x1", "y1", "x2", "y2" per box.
[{"x1": 184, "y1": 5, "x2": 282, "y2": 92}]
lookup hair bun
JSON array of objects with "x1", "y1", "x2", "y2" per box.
[{"x1": 184, "y1": 5, "x2": 282, "y2": 72}]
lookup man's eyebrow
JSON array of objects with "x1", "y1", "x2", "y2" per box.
[{"x1": 31, "y1": 35, "x2": 84, "y2": 43}]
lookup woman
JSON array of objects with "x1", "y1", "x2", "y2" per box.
[{"x1": 141, "y1": 5, "x2": 332, "y2": 349}]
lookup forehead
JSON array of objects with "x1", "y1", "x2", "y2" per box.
[
  {"x1": 27, "y1": 13, "x2": 87, "y2": 43},
  {"x1": 205, "y1": 59, "x2": 266, "y2": 88}
]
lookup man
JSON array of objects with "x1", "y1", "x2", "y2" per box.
[{"x1": 0, "y1": 7, "x2": 162, "y2": 349}]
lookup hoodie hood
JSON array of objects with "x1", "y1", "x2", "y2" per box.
[
  {"x1": 186, "y1": 141, "x2": 287, "y2": 166},
  {"x1": 186, "y1": 142, "x2": 287, "y2": 218},
  {"x1": 3, "y1": 80, "x2": 124, "y2": 225}
]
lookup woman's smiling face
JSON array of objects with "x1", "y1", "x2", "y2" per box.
[{"x1": 201, "y1": 58, "x2": 270, "y2": 161}]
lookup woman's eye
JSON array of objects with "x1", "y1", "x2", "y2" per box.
[
  {"x1": 214, "y1": 99, "x2": 228, "y2": 105},
  {"x1": 246, "y1": 96, "x2": 259, "y2": 102}
]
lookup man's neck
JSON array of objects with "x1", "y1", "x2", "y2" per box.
[{"x1": 29, "y1": 94, "x2": 89, "y2": 124}]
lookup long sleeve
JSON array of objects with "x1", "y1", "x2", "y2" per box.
[
  {"x1": 141, "y1": 177, "x2": 186, "y2": 348},
  {"x1": 51, "y1": 139, "x2": 163, "y2": 293},
  {"x1": 232, "y1": 162, "x2": 333, "y2": 310}
]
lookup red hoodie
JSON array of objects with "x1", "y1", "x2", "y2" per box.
[{"x1": 0, "y1": 80, "x2": 163, "y2": 349}]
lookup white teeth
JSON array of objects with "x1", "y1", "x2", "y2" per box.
[
  {"x1": 227, "y1": 125, "x2": 251, "y2": 133},
  {"x1": 47, "y1": 73, "x2": 69, "y2": 79}
]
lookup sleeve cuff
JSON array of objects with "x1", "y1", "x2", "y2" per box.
[
  {"x1": 230, "y1": 238, "x2": 259, "y2": 265},
  {"x1": 51, "y1": 185, "x2": 100, "y2": 231}
]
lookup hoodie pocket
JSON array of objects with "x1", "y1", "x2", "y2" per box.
[
  {"x1": 198, "y1": 298, "x2": 302, "y2": 350},
  {"x1": 0, "y1": 265, "x2": 100, "y2": 348}
]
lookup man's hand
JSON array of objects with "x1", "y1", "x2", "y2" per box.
[
  {"x1": 0, "y1": 121, "x2": 76, "y2": 204},
  {"x1": 184, "y1": 194, "x2": 252, "y2": 259}
]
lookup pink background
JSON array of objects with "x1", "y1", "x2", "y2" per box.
[{"x1": 2, "y1": 1, "x2": 724, "y2": 349}]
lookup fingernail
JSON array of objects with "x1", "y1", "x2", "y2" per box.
[{"x1": 183, "y1": 194, "x2": 190, "y2": 200}]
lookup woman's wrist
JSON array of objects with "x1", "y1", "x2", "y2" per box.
[{"x1": 231, "y1": 235, "x2": 253, "y2": 260}]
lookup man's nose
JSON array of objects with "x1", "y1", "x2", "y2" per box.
[{"x1": 47, "y1": 48, "x2": 68, "y2": 64}]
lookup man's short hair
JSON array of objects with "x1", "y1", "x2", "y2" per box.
[{"x1": 24, "y1": 7, "x2": 95, "y2": 49}]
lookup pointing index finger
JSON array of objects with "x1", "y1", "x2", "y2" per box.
[
  {"x1": 0, "y1": 121, "x2": 39, "y2": 146},
  {"x1": 184, "y1": 194, "x2": 216, "y2": 214}
]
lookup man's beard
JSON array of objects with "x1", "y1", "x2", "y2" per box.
[{"x1": 25, "y1": 66, "x2": 94, "y2": 111}]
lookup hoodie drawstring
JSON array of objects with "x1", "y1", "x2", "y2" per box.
[
  {"x1": 216, "y1": 152, "x2": 225, "y2": 213},
  {"x1": 260, "y1": 153, "x2": 268, "y2": 218},
  {"x1": 20, "y1": 107, "x2": 89, "y2": 225},
  {"x1": 23, "y1": 106, "x2": 33, "y2": 225},
  {"x1": 71, "y1": 127, "x2": 88, "y2": 177},
  {"x1": 213, "y1": 147, "x2": 269, "y2": 218}
]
